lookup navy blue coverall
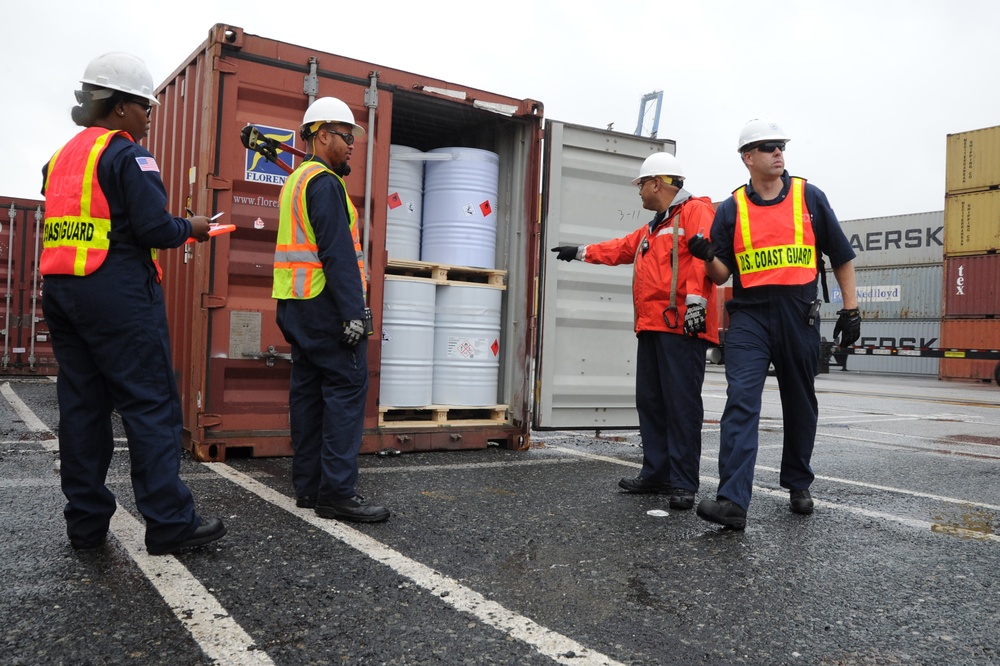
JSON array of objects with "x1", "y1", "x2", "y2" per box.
[
  {"x1": 275, "y1": 159, "x2": 368, "y2": 503},
  {"x1": 708, "y1": 172, "x2": 855, "y2": 510},
  {"x1": 41, "y1": 135, "x2": 202, "y2": 551}
]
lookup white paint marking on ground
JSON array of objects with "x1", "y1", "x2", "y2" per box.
[
  {"x1": 110, "y1": 509, "x2": 275, "y2": 665},
  {"x1": 547, "y1": 445, "x2": 1000, "y2": 543},
  {"x1": 1, "y1": 382, "x2": 54, "y2": 435},
  {"x1": 210, "y1": 463, "x2": 626, "y2": 666},
  {"x1": 364, "y1": 457, "x2": 584, "y2": 474},
  {"x1": 1, "y1": 382, "x2": 271, "y2": 664}
]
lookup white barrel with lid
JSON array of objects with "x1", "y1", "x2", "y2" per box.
[
  {"x1": 421, "y1": 147, "x2": 499, "y2": 269},
  {"x1": 380, "y1": 277, "x2": 436, "y2": 407},
  {"x1": 385, "y1": 145, "x2": 424, "y2": 261},
  {"x1": 431, "y1": 283, "x2": 502, "y2": 406}
]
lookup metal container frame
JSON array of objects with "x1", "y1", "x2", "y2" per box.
[{"x1": 149, "y1": 24, "x2": 544, "y2": 461}]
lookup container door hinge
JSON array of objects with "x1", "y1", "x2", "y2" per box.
[
  {"x1": 198, "y1": 413, "x2": 223, "y2": 428},
  {"x1": 201, "y1": 294, "x2": 227, "y2": 309},
  {"x1": 207, "y1": 175, "x2": 231, "y2": 190}
]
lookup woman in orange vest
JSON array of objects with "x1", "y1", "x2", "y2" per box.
[{"x1": 41, "y1": 52, "x2": 225, "y2": 554}]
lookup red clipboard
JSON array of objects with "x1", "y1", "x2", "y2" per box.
[{"x1": 185, "y1": 224, "x2": 236, "y2": 244}]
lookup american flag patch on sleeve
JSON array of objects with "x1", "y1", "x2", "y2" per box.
[{"x1": 135, "y1": 156, "x2": 160, "y2": 172}]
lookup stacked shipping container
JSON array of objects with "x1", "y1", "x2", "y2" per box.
[
  {"x1": 941, "y1": 126, "x2": 1000, "y2": 383},
  {"x1": 0, "y1": 197, "x2": 57, "y2": 376},
  {"x1": 819, "y1": 211, "x2": 944, "y2": 375}
]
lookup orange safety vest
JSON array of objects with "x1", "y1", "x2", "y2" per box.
[
  {"x1": 41, "y1": 127, "x2": 123, "y2": 276},
  {"x1": 732, "y1": 177, "x2": 817, "y2": 288},
  {"x1": 273, "y1": 160, "x2": 366, "y2": 300},
  {"x1": 42, "y1": 127, "x2": 163, "y2": 280}
]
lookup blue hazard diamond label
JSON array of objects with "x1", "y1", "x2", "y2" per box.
[{"x1": 245, "y1": 125, "x2": 296, "y2": 185}]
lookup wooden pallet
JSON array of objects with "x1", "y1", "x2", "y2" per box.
[
  {"x1": 385, "y1": 259, "x2": 506, "y2": 288},
  {"x1": 378, "y1": 404, "x2": 508, "y2": 428}
]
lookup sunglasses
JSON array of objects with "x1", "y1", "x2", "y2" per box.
[
  {"x1": 323, "y1": 127, "x2": 355, "y2": 145},
  {"x1": 754, "y1": 141, "x2": 785, "y2": 153},
  {"x1": 130, "y1": 99, "x2": 152, "y2": 118}
]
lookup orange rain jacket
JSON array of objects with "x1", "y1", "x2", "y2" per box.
[{"x1": 584, "y1": 193, "x2": 719, "y2": 344}]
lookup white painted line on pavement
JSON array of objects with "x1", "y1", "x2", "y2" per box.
[
  {"x1": 363, "y1": 457, "x2": 584, "y2": 474},
  {"x1": 1, "y1": 382, "x2": 270, "y2": 664},
  {"x1": 547, "y1": 445, "x2": 1000, "y2": 543},
  {"x1": 1, "y1": 382, "x2": 54, "y2": 435},
  {"x1": 110, "y1": 509, "x2": 274, "y2": 665},
  {"x1": 210, "y1": 462, "x2": 626, "y2": 666}
]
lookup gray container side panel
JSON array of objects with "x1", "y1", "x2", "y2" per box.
[
  {"x1": 821, "y1": 265, "x2": 943, "y2": 320},
  {"x1": 536, "y1": 121, "x2": 671, "y2": 429},
  {"x1": 822, "y1": 319, "x2": 941, "y2": 375},
  {"x1": 839, "y1": 211, "x2": 943, "y2": 268}
]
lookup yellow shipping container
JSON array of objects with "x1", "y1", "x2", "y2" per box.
[
  {"x1": 945, "y1": 125, "x2": 1000, "y2": 194},
  {"x1": 944, "y1": 189, "x2": 1000, "y2": 255}
]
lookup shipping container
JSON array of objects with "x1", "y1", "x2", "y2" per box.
[
  {"x1": 943, "y1": 189, "x2": 1000, "y2": 255},
  {"x1": 943, "y1": 254, "x2": 1000, "y2": 317},
  {"x1": 820, "y1": 265, "x2": 942, "y2": 321},
  {"x1": 838, "y1": 211, "x2": 943, "y2": 268},
  {"x1": 821, "y1": 319, "x2": 941, "y2": 376},
  {"x1": 945, "y1": 125, "x2": 1000, "y2": 194},
  {"x1": 0, "y1": 197, "x2": 58, "y2": 376},
  {"x1": 150, "y1": 24, "x2": 673, "y2": 460},
  {"x1": 939, "y1": 319, "x2": 1000, "y2": 382}
]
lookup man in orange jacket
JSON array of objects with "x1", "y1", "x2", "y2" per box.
[{"x1": 552, "y1": 153, "x2": 718, "y2": 510}]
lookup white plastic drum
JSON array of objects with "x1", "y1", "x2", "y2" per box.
[
  {"x1": 421, "y1": 147, "x2": 499, "y2": 269},
  {"x1": 385, "y1": 145, "x2": 424, "y2": 261},
  {"x1": 380, "y1": 277, "x2": 436, "y2": 407},
  {"x1": 432, "y1": 283, "x2": 502, "y2": 406}
]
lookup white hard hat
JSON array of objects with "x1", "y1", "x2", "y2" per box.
[
  {"x1": 631, "y1": 152, "x2": 684, "y2": 185},
  {"x1": 78, "y1": 52, "x2": 159, "y2": 106},
  {"x1": 737, "y1": 118, "x2": 790, "y2": 152},
  {"x1": 301, "y1": 96, "x2": 365, "y2": 138}
]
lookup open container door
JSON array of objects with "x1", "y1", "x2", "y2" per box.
[{"x1": 534, "y1": 121, "x2": 672, "y2": 429}]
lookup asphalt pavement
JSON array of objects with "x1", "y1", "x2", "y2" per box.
[{"x1": 1, "y1": 368, "x2": 998, "y2": 665}]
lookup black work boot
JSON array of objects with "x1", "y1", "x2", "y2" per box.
[
  {"x1": 618, "y1": 476, "x2": 671, "y2": 494},
  {"x1": 696, "y1": 498, "x2": 747, "y2": 530},
  {"x1": 789, "y1": 489, "x2": 814, "y2": 515}
]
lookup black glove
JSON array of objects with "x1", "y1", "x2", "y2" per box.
[
  {"x1": 833, "y1": 308, "x2": 861, "y2": 348},
  {"x1": 551, "y1": 246, "x2": 579, "y2": 262},
  {"x1": 340, "y1": 319, "x2": 365, "y2": 348},
  {"x1": 684, "y1": 304, "x2": 706, "y2": 336},
  {"x1": 687, "y1": 233, "x2": 716, "y2": 262}
]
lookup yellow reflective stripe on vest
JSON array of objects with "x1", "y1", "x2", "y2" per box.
[{"x1": 736, "y1": 244, "x2": 815, "y2": 274}]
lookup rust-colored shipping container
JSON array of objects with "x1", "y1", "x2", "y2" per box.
[
  {"x1": 945, "y1": 125, "x2": 1000, "y2": 194},
  {"x1": 939, "y1": 319, "x2": 1000, "y2": 383},
  {"x1": 944, "y1": 254, "x2": 1000, "y2": 317},
  {"x1": 1, "y1": 197, "x2": 58, "y2": 376},
  {"x1": 150, "y1": 24, "x2": 673, "y2": 460},
  {"x1": 943, "y1": 189, "x2": 1000, "y2": 255}
]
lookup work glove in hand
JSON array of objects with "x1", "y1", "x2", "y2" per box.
[
  {"x1": 341, "y1": 319, "x2": 365, "y2": 348},
  {"x1": 684, "y1": 304, "x2": 706, "y2": 336},
  {"x1": 833, "y1": 308, "x2": 861, "y2": 347},
  {"x1": 551, "y1": 246, "x2": 579, "y2": 262},
  {"x1": 687, "y1": 234, "x2": 716, "y2": 261}
]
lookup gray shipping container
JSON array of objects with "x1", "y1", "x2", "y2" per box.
[
  {"x1": 837, "y1": 211, "x2": 943, "y2": 268},
  {"x1": 820, "y1": 265, "x2": 942, "y2": 320},
  {"x1": 821, "y1": 319, "x2": 940, "y2": 376}
]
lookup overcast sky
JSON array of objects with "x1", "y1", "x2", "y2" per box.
[{"x1": 5, "y1": 0, "x2": 999, "y2": 221}]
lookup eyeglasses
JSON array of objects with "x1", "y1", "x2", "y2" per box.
[
  {"x1": 637, "y1": 177, "x2": 654, "y2": 190},
  {"x1": 754, "y1": 141, "x2": 785, "y2": 153},
  {"x1": 130, "y1": 99, "x2": 152, "y2": 118},
  {"x1": 323, "y1": 127, "x2": 355, "y2": 145}
]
